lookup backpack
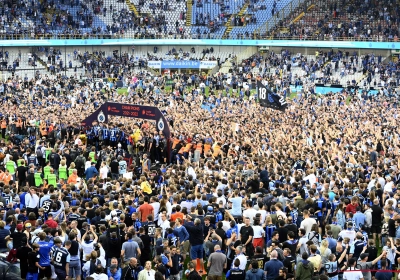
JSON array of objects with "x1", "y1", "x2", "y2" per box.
[
  {"x1": 307, "y1": 231, "x2": 320, "y2": 246},
  {"x1": 36, "y1": 146, "x2": 43, "y2": 158},
  {"x1": 6, "y1": 248, "x2": 17, "y2": 263},
  {"x1": 47, "y1": 130, "x2": 55, "y2": 142},
  {"x1": 89, "y1": 259, "x2": 101, "y2": 276},
  {"x1": 49, "y1": 153, "x2": 55, "y2": 165},
  {"x1": 69, "y1": 149, "x2": 78, "y2": 161},
  {"x1": 75, "y1": 155, "x2": 85, "y2": 168}
]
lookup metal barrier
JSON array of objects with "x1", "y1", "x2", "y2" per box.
[{"x1": 0, "y1": 31, "x2": 398, "y2": 42}]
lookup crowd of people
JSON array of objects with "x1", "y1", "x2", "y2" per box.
[
  {"x1": 0, "y1": 44, "x2": 399, "y2": 280},
  {"x1": 268, "y1": 0, "x2": 400, "y2": 42}
]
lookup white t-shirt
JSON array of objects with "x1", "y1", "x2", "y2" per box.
[
  {"x1": 338, "y1": 229, "x2": 356, "y2": 244},
  {"x1": 257, "y1": 209, "x2": 267, "y2": 224},
  {"x1": 300, "y1": 218, "x2": 317, "y2": 234},
  {"x1": 252, "y1": 225, "x2": 265, "y2": 238},
  {"x1": 100, "y1": 166, "x2": 108, "y2": 179},
  {"x1": 383, "y1": 181, "x2": 394, "y2": 193},
  {"x1": 243, "y1": 208, "x2": 258, "y2": 224},
  {"x1": 304, "y1": 173, "x2": 317, "y2": 186},
  {"x1": 90, "y1": 273, "x2": 108, "y2": 280},
  {"x1": 216, "y1": 196, "x2": 226, "y2": 207},
  {"x1": 343, "y1": 269, "x2": 364, "y2": 280},
  {"x1": 221, "y1": 220, "x2": 230, "y2": 232},
  {"x1": 81, "y1": 241, "x2": 95, "y2": 256},
  {"x1": 298, "y1": 236, "x2": 308, "y2": 254},
  {"x1": 85, "y1": 161, "x2": 91, "y2": 171},
  {"x1": 150, "y1": 202, "x2": 160, "y2": 221},
  {"x1": 229, "y1": 197, "x2": 242, "y2": 216}
]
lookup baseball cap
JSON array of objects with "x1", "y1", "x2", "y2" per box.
[
  {"x1": 118, "y1": 143, "x2": 122, "y2": 147},
  {"x1": 113, "y1": 202, "x2": 118, "y2": 208},
  {"x1": 25, "y1": 223, "x2": 32, "y2": 228},
  {"x1": 360, "y1": 253, "x2": 369, "y2": 259},
  {"x1": 207, "y1": 206, "x2": 213, "y2": 211},
  {"x1": 17, "y1": 224, "x2": 23, "y2": 231}
]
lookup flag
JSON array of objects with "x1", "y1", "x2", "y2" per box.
[{"x1": 257, "y1": 81, "x2": 288, "y2": 111}]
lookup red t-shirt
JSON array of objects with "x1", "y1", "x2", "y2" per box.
[
  {"x1": 170, "y1": 212, "x2": 184, "y2": 222},
  {"x1": 138, "y1": 203, "x2": 154, "y2": 222},
  {"x1": 44, "y1": 219, "x2": 58, "y2": 229},
  {"x1": 345, "y1": 203, "x2": 358, "y2": 214}
]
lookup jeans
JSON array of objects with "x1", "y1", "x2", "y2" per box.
[
  {"x1": 69, "y1": 259, "x2": 81, "y2": 278},
  {"x1": 171, "y1": 274, "x2": 181, "y2": 280}
]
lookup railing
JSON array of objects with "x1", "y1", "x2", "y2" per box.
[{"x1": 0, "y1": 32, "x2": 399, "y2": 42}]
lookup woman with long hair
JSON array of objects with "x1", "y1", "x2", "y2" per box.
[
  {"x1": 335, "y1": 202, "x2": 346, "y2": 228},
  {"x1": 59, "y1": 222, "x2": 68, "y2": 243},
  {"x1": 319, "y1": 239, "x2": 332, "y2": 268}
]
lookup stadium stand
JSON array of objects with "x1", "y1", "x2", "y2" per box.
[
  {"x1": 0, "y1": 0, "x2": 399, "y2": 40},
  {"x1": 269, "y1": 0, "x2": 400, "y2": 41}
]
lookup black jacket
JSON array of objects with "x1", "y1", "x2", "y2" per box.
[{"x1": 187, "y1": 270, "x2": 202, "y2": 280}]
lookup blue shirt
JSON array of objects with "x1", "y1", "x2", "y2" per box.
[
  {"x1": 226, "y1": 225, "x2": 239, "y2": 238},
  {"x1": 85, "y1": 166, "x2": 99, "y2": 180},
  {"x1": 375, "y1": 271, "x2": 393, "y2": 280},
  {"x1": 353, "y1": 212, "x2": 365, "y2": 230},
  {"x1": 264, "y1": 259, "x2": 283, "y2": 280},
  {"x1": 174, "y1": 225, "x2": 189, "y2": 242},
  {"x1": 107, "y1": 267, "x2": 122, "y2": 280},
  {"x1": 38, "y1": 240, "x2": 54, "y2": 266}
]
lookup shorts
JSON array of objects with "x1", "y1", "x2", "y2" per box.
[
  {"x1": 253, "y1": 238, "x2": 264, "y2": 249},
  {"x1": 180, "y1": 240, "x2": 190, "y2": 255},
  {"x1": 39, "y1": 266, "x2": 52, "y2": 279},
  {"x1": 69, "y1": 259, "x2": 81, "y2": 277},
  {"x1": 371, "y1": 225, "x2": 381, "y2": 234},
  {"x1": 208, "y1": 276, "x2": 223, "y2": 280},
  {"x1": 26, "y1": 272, "x2": 39, "y2": 280},
  {"x1": 55, "y1": 268, "x2": 67, "y2": 280},
  {"x1": 190, "y1": 244, "x2": 203, "y2": 260}
]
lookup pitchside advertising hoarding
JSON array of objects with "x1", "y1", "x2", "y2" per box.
[{"x1": 2, "y1": 39, "x2": 400, "y2": 49}]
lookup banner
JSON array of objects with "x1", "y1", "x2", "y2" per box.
[
  {"x1": 147, "y1": 60, "x2": 218, "y2": 69},
  {"x1": 257, "y1": 81, "x2": 288, "y2": 111},
  {"x1": 81, "y1": 102, "x2": 170, "y2": 139},
  {"x1": 147, "y1": 61, "x2": 162, "y2": 69},
  {"x1": 161, "y1": 60, "x2": 200, "y2": 69},
  {"x1": 199, "y1": 61, "x2": 218, "y2": 69}
]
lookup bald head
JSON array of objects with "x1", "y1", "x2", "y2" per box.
[
  {"x1": 214, "y1": 244, "x2": 221, "y2": 251},
  {"x1": 129, "y1": 257, "x2": 137, "y2": 266},
  {"x1": 270, "y1": 250, "x2": 278, "y2": 259}
]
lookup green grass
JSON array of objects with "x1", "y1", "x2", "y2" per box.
[
  {"x1": 164, "y1": 85, "x2": 256, "y2": 98},
  {"x1": 117, "y1": 88, "x2": 128, "y2": 95},
  {"x1": 115, "y1": 85, "x2": 349, "y2": 106}
]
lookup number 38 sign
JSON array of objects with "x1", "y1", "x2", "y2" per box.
[{"x1": 257, "y1": 81, "x2": 287, "y2": 111}]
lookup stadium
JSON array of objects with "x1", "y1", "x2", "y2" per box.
[{"x1": 0, "y1": 0, "x2": 399, "y2": 280}]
